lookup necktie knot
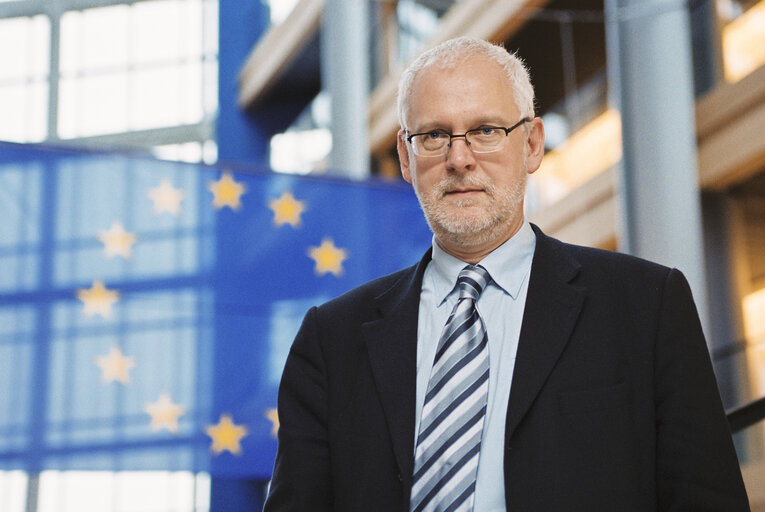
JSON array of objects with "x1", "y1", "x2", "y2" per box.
[{"x1": 457, "y1": 264, "x2": 491, "y2": 301}]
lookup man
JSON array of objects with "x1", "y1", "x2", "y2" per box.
[{"x1": 264, "y1": 37, "x2": 749, "y2": 511}]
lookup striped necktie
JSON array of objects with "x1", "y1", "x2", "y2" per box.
[{"x1": 410, "y1": 264, "x2": 491, "y2": 512}]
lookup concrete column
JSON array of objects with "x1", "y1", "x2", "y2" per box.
[
  {"x1": 605, "y1": 0, "x2": 710, "y2": 338},
  {"x1": 321, "y1": 0, "x2": 370, "y2": 178}
]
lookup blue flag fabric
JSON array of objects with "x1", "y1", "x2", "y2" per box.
[{"x1": 0, "y1": 142, "x2": 432, "y2": 479}]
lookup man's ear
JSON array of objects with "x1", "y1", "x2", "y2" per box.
[
  {"x1": 525, "y1": 117, "x2": 546, "y2": 175},
  {"x1": 397, "y1": 130, "x2": 413, "y2": 183}
]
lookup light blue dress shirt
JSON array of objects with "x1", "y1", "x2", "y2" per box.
[{"x1": 414, "y1": 221, "x2": 536, "y2": 511}]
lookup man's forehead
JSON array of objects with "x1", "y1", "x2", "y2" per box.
[
  {"x1": 412, "y1": 61, "x2": 512, "y2": 98},
  {"x1": 410, "y1": 61, "x2": 510, "y2": 105},
  {"x1": 401, "y1": 55, "x2": 516, "y2": 128},
  {"x1": 415, "y1": 55, "x2": 501, "y2": 83}
]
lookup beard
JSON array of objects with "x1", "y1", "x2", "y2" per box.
[{"x1": 413, "y1": 170, "x2": 528, "y2": 249}]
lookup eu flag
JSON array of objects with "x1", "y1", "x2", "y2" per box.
[{"x1": 0, "y1": 142, "x2": 431, "y2": 479}]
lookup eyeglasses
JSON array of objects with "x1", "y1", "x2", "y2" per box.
[{"x1": 405, "y1": 117, "x2": 532, "y2": 157}]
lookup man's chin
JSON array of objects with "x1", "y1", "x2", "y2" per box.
[{"x1": 430, "y1": 214, "x2": 494, "y2": 238}]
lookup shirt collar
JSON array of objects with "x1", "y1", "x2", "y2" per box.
[{"x1": 430, "y1": 221, "x2": 536, "y2": 306}]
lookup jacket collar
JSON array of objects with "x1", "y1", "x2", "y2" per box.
[
  {"x1": 505, "y1": 224, "x2": 585, "y2": 440},
  {"x1": 361, "y1": 249, "x2": 432, "y2": 487}
]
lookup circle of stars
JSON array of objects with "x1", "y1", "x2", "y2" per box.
[{"x1": 77, "y1": 174, "x2": 350, "y2": 456}]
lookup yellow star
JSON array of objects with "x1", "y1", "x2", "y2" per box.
[
  {"x1": 98, "y1": 221, "x2": 137, "y2": 259},
  {"x1": 205, "y1": 414, "x2": 249, "y2": 455},
  {"x1": 208, "y1": 172, "x2": 246, "y2": 210},
  {"x1": 265, "y1": 408, "x2": 279, "y2": 438},
  {"x1": 144, "y1": 392, "x2": 186, "y2": 435},
  {"x1": 147, "y1": 179, "x2": 185, "y2": 216},
  {"x1": 308, "y1": 238, "x2": 348, "y2": 277},
  {"x1": 268, "y1": 191, "x2": 306, "y2": 227},
  {"x1": 77, "y1": 280, "x2": 120, "y2": 319},
  {"x1": 94, "y1": 345, "x2": 135, "y2": 385}
]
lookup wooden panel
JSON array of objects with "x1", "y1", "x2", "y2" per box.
[
  {"x1": 696, "y1": 65, "x2": 765, "y2": 190},
  {"x1": 699, "y1": 101, "x2": 765, "y2": 190},
  {"x1": 543, "y1": 194, "x2": 617, "y2": 249},
  {"x1": 529, "y1": 169, "x2": 617, "y2": 249},
  {"x1": 538, "y1": 63, "x2": 765, "y2": 250},
  {"x1": 742, "y1": 459, "x2": 765, "y2": 512},
  {"x1": 696, "y1": 65, "x2": 765, "y2": 139}
]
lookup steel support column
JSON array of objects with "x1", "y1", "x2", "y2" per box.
[
  {"x1": 605, "y1": 0, "x2": 710, "y2": 337},
  {"x1": 321, "y1": 0, "x2": 370, "y2": 178}
]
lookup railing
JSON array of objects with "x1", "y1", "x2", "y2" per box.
[
  {"x1": 712, "y1": 333, "x2": 765, "y2": 434},
  {"x1": 728, "y1": 396, "x2": 765, "y2": 434}
]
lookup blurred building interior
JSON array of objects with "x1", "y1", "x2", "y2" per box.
[{"x1": 1, "y1": 0, "x2": 765, "y2": 510}]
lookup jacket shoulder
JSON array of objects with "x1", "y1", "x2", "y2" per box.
[
  {"x1": 538, "y1": 228, "x2": 673, "y2": 281},
  {"x1": 316, "y1": 261, "x2": 420, "y2": 315}
]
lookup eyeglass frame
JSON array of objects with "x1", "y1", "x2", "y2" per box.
[{"x1": 405, "y1": 117, "x2": 533, "y2": 157}]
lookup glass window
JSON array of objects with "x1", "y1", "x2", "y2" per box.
[
  {"x1": 0, "y1": 15, "x2": 50, "y2": 142},
  {"x1": 59, "y1": 6, "x2": 130, "y2": 75},
  {"x1": 270, "y1": 129, "x2": 332, "y2": 175},
  {"x1": 36, "y1": 471, "x2": 210, "y2": 512},
  {"x1": 0, "y1": 471, "x2": 27, "y2": 512},
  {"x1": 396, "y1": 1, "x2": 441, "y2": 64},
  {"x1": 269, "y1": 91, "x2": 332, "y2": 174},
  {"x1": 154, "y1": 142, "x2": 202, "y2": 163},
  {"x1": 268, "y1": 0, "x2": 299, "y2": 25},
  {"x1": 57, "y1": 0, "x2": 217, "y2": 139},
  {"x1": 58, "y1": 72, "x2": 129, "y2": 137},
  {"x1": 0, "y1": 0, "x2": 216, "y2": 162}
]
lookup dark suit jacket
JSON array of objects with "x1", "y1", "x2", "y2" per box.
[{"x1": 264, "y1": 225, "x2": 749, "y2": 511}]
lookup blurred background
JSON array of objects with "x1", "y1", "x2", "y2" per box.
[{"x1": 1, "y1": 0, "x2": 764, "y2": 510}]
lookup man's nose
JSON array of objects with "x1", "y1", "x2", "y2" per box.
[{"x1": 446, "y1": 136, "x2": 476, "y2": 171}]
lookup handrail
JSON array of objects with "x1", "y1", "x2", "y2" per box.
[{"x1": 727, "y1": 396, "x2": 765, "y2": 434}]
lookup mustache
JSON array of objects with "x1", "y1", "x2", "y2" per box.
[{"x1": 435, "y1": 176, "x2": 495, "y2": 198}]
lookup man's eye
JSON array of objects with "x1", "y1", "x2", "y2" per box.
[
  {"x1": 478, "y1": 127, "x2": 498, "y2": 136},
  {"x1": 425, "y1": 131, "x2": 446, "y2": 140}
]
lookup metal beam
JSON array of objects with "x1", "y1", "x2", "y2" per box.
[
  {"x1": 321, "y1": 0, "x2": 370, "y2": 178},
  {"x1": 605, "y1": 0, "x2": 710, "y2": 335},
  {"x1": 0, "y1": 0, "x2": 159, "y2": 19},
  {"x1": 53, "y1": 121, "x2": 212, "y2": 151}
]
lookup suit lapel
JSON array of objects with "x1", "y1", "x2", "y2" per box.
[
  {"x1": 505, "y1": 226, "x2": 585, "y2": 440},
  {"x1": 359, "y1": 229, "x2": 586, "y2": 476},
  {"x1": 362, "y1": 249, "x2": 431, "y2": 484}
]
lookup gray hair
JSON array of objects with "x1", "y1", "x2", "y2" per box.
[{"x1": 396, "y1": 36, "x2": 535, "y2": 129}]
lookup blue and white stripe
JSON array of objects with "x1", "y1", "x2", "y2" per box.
[{"x1": 411, "y1": 264, "x2": 491, "y2": 512}]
